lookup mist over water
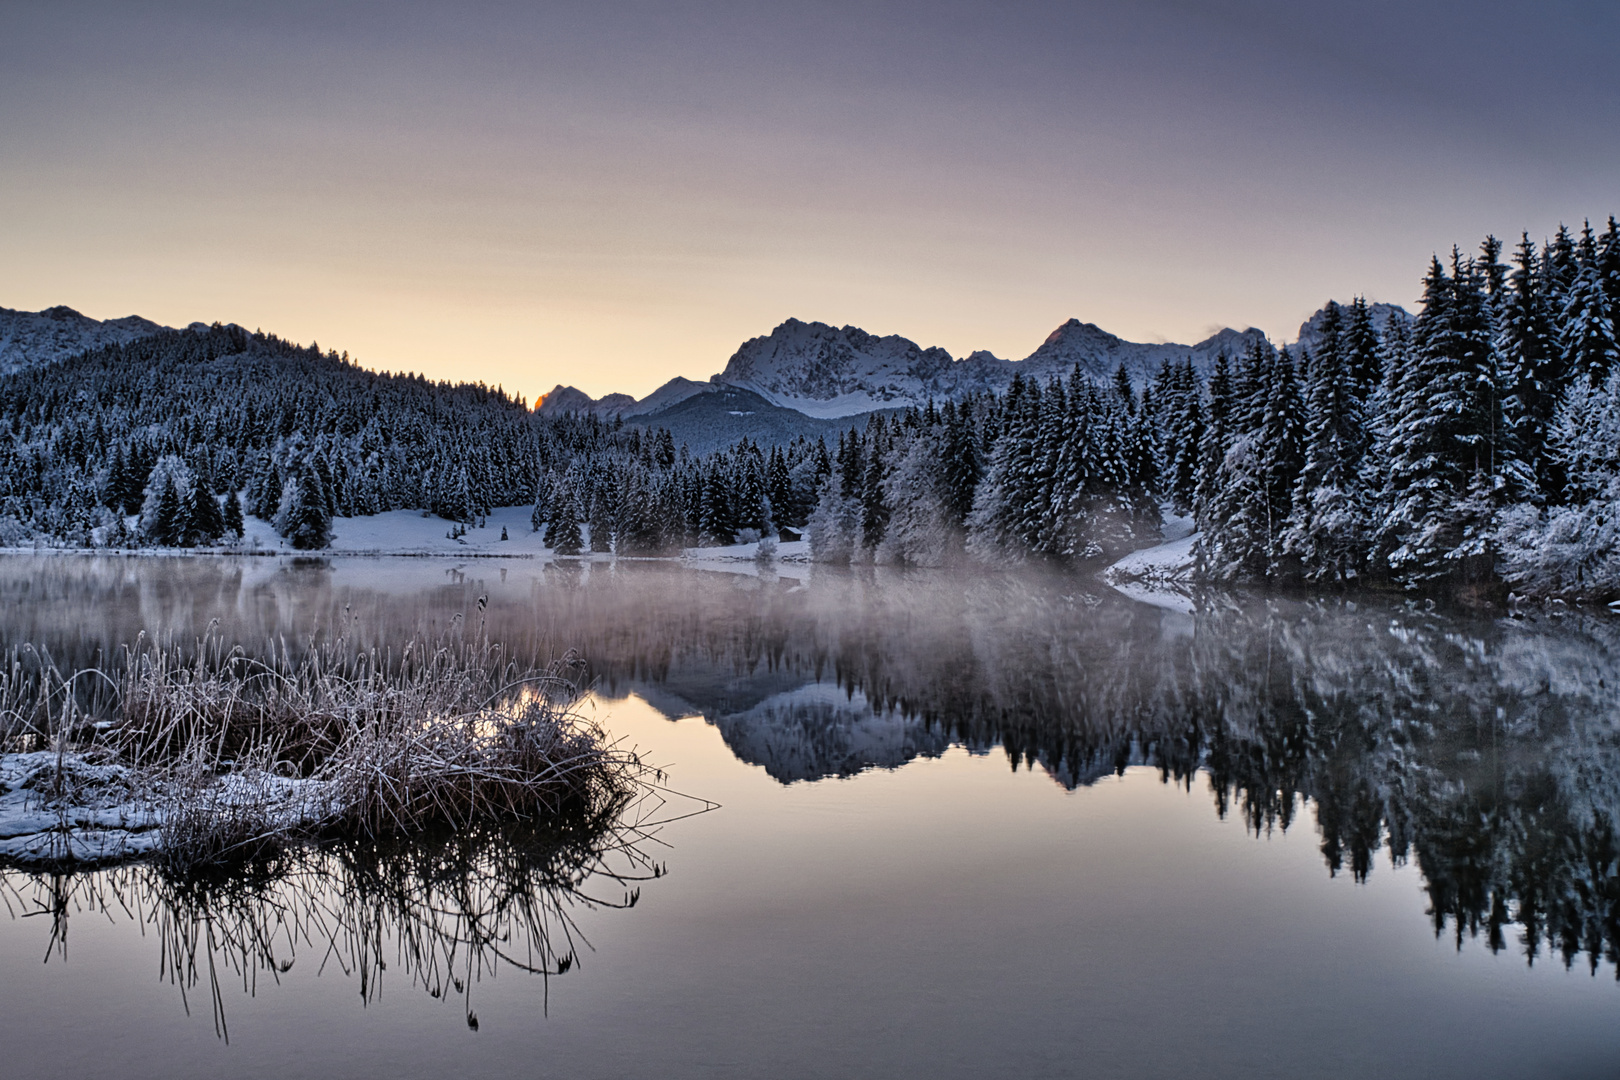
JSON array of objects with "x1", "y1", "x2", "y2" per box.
[{"x1": 2, "y1": 554, "x2": 1619, "y2": 1078}]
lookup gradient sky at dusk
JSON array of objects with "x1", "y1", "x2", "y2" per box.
[{"x1": 4, "y1": 1, "x2": 1617, "y2": 400}]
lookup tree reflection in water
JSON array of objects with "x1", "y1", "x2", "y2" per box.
[
  {"x1": 2, "y1": 557, "x2": 1620, "y2": 981},
  {"x1": 1, "y1": 814, "x2": 672, "y2": 1040}
]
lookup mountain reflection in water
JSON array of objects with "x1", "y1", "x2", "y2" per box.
[{"x1": 3, "y1": 554, "x2": 1619, "y2": 981}]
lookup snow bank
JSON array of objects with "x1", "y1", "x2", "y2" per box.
[
  {"x1": 0, "y1": 750, "x2": 345, "y2": 868},
  {"x1": 0, "y1": 752, "x2": 162, "y2": 864},
  {"x1": 1102, "y1": 511, "x2": 1199, "y2": 613},
  {"x1": 244, "y1": 504, "x2": 556, "y2": 557},
  {"x1": 681, "y1": 538, "x2": 811, "y2": 581}
]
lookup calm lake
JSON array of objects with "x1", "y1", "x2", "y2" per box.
[{"x1": 2, "y1": 554, "x2": 1618, "y2": 1079}]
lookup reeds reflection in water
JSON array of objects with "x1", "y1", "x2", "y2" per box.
[{"x1": 1, "y1": 810, "x2": 682, "y2": 1040}]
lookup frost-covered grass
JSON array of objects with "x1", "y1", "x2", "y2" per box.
[{"x1": 0, "y1": 632, "x2": 647, "y2": 870}]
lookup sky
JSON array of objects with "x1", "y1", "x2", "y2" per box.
[{"x1": 3, "y1": 1, "x2": 1618, "y2": 402}]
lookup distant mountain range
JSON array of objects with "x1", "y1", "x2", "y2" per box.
[
  {"x1": 540, "y1": 316, "x2": 1279, "y2": 423},
  {"x1": 2, "y1": 301, "x2": 1411, "y2": 450}
]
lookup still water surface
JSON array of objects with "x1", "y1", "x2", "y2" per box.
[{"x1": 1, "y1": 554, "x2": 1619, "y2": 1079}]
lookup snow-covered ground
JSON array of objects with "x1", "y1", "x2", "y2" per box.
[
  {"x1": 0, "y1": 751, "x2": 161, "y2": 864},
  {"x1": 681, "y1": 538, "x2": 811, "y2": 581},
  {"x1": 0, "y1": 749, "x2": 348, "y2": 867},
  {"x1": 2, "y1": 505, "x2": 826, "y2": 574},
  {"x1": 237, "y1": 504, "x2": 553, "y2": 556},
  {"x1": 1102, "y1": 510, "x2": 1199, "y2": 614}
]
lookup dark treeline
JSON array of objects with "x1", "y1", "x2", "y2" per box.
[{"x1": 0, "y1": 324, "x2": 833, "y2": 553}]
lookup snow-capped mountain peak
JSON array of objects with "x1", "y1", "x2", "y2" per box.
[
  {"x1": 0, "y1": 305, "x2": 169, "y2": 376},
  {"x1": 711, "y1": 318, "x2": 958, "y2": 419}
]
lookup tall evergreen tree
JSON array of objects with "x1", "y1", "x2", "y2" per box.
[
  {"x1": 1379, "y1": 252, "x2": 1513, "y2": 586},
  {"x1": 1560, "y1": 263, "x2": 1619, "y2": 387},
  {"x1": 1498, "y1": 234, "x2": 1563, "y2": 499},
  {"x1": 543, "y1": 485, "x2": 584, "y2": 555}
]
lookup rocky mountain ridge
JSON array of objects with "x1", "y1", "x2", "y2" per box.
[
  {"x1": 0, "y1": 305, "x2": 171, "y2": 376},
  {"x1": 539, "y1": 314, "x2": 1301, "y2": 423}
]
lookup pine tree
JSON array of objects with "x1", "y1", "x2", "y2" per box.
[
  {"x1": 1343, "y1": 297, "x2": 1382, "y2": 398},
  {"x1": 1560, "y1": 263, "x2": 1619, "y2": 387},
  {"x1": 699, "y1": 462, "x2": 735, "y2": 545},
  {"x1": 1287, "y1": 333, "x2": 1369, "y2": 583},
  {"x1": 1112, "y1": 365, "x2": 1135, "y2": 416},
  {"x1": 588, "y1": 484, "x2": 613, "y2": 553},
  {"x1": 939, "y1": 400, "x2": 982, "y2": 529},
  {"x1": 859, "y1": 418, "x2": 891, "y2": 553},
  {"x1": 766, "y1": 447, "x2": 792, "y2": 533},
  {"x1": 222, "y1": 489, "x2": 245, "y2": 538},
  {"x1": 1499, "y1": 234, "x2": 1563, "y2": 499},
  {"x1": 544, "y1": 485, "x2": 584, "y2": 555},
  {"x1": 1379, "y1": 252, "x2": 1511, "y2": 586},
  {"x1": 146, "y1": 473, "x2": 181, "y2": 546},
  {"x1": 1193, "y1": 352, "x2": 1234, "y2": 523},
  {"x1": 1258, "y1": 348, "x2": 1307, "y2": 574},
  {"x1": 176, "y1": 481, "x2": 205, "y2": 546},
  {"x1": 530, "y1": 472, "x2": 553, "y2": 533},
  {"x1": 281, "y1": 466, "x2": 333, "y2": 550},
  {"x1": 1165, "y1": 360, "x2": 1204, "y2": 515}
]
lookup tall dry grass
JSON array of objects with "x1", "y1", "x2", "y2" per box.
[{"x1": 3, "y1": 621, "x2": 649, "y2": 869}]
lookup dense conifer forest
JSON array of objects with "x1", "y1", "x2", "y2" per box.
[{"x1": 2, "y1": 217, "x2": 1618, "y2": 598}]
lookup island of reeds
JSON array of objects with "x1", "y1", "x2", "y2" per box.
[{"x1": 0, "y1": 626, "x2": 648, "y2": 869}]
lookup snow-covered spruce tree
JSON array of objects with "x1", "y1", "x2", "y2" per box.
[
  {"x1": 735, "y1": 441, "x2": 770, "y2": 540},
  {"x1": 1161, "y1": 360, "x2": 1204, "y2": 516},
  {"x1": 1199, "y1": 342, "x2": 1303, "y2": 580},
  {"x1": 530, "y1": 471, "x2": 554, "y2": 533},
  {"x1": 1377, "y1": 250, "x2": 1521, "y2": 589},
  {"x1": 765, "y1": 446, "x2": 793, "y2": 534},
  {"x1": 176, "y1": 475, "x2": 226, "y2": 547},
  {"x1": 103, "y1": 443, "x2": 147, "y2": 517},
  {"x1": 543, "y1": 484, "x2": 584, "y2": 556},
  {"x1": 807, "y1": 430, "x2": 866, "y2": 563},
  {"x1": 1193, "y1": 352, "x2": 1234, "y2": 524},
  {"x1": 587, "y1": 482, "x2": 614, "y2": 553},
  {"x1": 1285, "y1": 305, "x2": 1373, "y2": 584},
  {"x1": 1088, "y1": 379, "x2": 1161, "y2": 558},
  {"x1": 1560, "y1": 262, "x2": 1618, "y2": 389},
  {"x1": 1497, "y1": 368, "x2": 1620, "y2": 597},
  {"x1": 1342, "y1": 296, "x2": 1382, "y2": 399},
  {"x1": 858, "y1": 416, "x2": 893, "y2": 558},
  {"x1": 139, "y1": 457, "x2": 189, "y2": 546},
  {"x1": 1498, "y1": 234, "x2": 1565, "y2": 500},
  {"x1": 276, "y1": 464, "x2": 334, "y2": 550},
  {"x1": 699, "y1": 459, "x2": 736, "y2": 545},
  {"x1": 966, "y1": 375, "x2": 1040, "y2": 563},
  {"x1": 249, "y1": 465, "x2": 283, "y2": 522},
  {"x1": 222, "y1": 489, "x2": 245, "y2": 538},
  {"x1": 938, "y1": 399, "x2": 982, "y2": 531},
  {"x1": 876, "y1": 424, "x2": 960, "y2": 566}
]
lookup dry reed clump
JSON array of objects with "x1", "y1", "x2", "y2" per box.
[{"x1": 101, "y1": 631, "x2": 645, "y2": 869}]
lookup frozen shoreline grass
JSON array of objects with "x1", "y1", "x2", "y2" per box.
[{"x1": 0, "y1": 625, "x2": 649, "y2": 869}]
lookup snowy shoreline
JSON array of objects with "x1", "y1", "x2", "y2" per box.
[{"x1": 0, "y1": 504, "x2": 812, "y2": 566}]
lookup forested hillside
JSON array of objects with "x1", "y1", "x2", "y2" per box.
[
  {"x1": 0, "y1": 325, "x2": 829, "y2": 553},
  {"x1": 4, "y1": 216, "x2": 1618, "y2": 599}
]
